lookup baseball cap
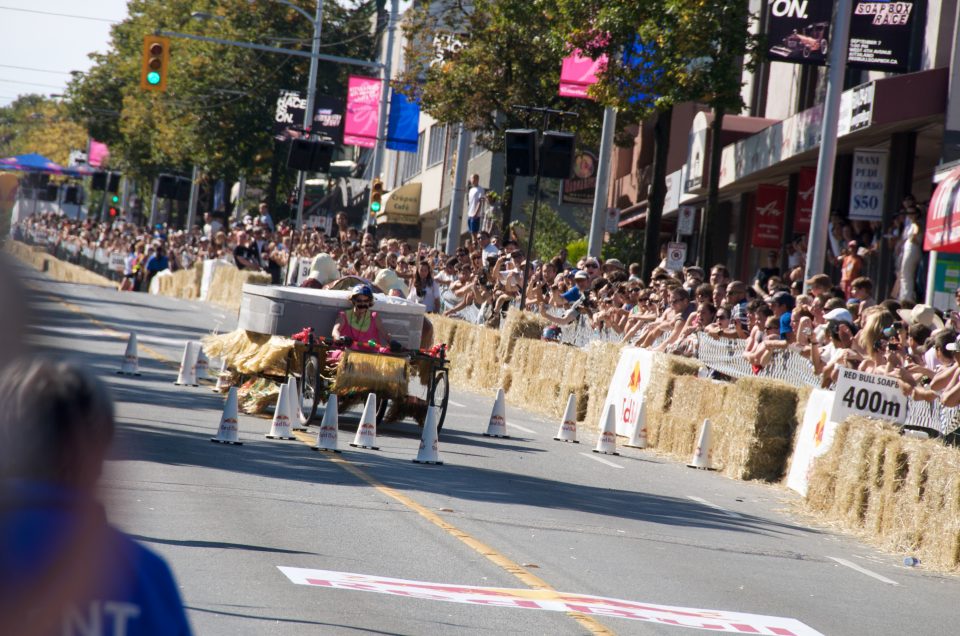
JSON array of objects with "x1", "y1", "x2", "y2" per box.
[
  {"x1": 771, "y1": 291, "x2": 796, "y2": 310},
  {"x1": 574, "y1": 270, "x2": 589, "y2": 280},
  {"x1": 824, "y1": 308, "x2": 854, "y2": 324}
]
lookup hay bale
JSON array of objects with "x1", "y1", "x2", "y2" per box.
[
  {"x1": 920, "y1": 444, "x2": 960, "y2": 570},
  {"x1": 155, "y1": 262, "x2": 202, "y2": 300},
  {"x1": 712, "y1": 377, "x2": 800, "y2": 481},
  {"x1": 643, "y1": 354, "x2": 702, "y2": 446},
  {"x1": 206, "y1": 266, "x2": 271, "y2": 311},
  {"x1": 496, "y1": 308, "x2": 549, "y2": 363},
  {"x1": 582, "y1": 342, "x2": 624, "y2": 431},
  {"x1": 447, "y1": 321, "x2": 501, "y2": 391},
  {"x1": 503, "y1": 339, "x2": 589, "y2": 420},
  {"x1": 656, "y1": 376, "x2": 730, "y2": 460}
]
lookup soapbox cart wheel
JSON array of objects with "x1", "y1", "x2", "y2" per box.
[{"x1": 299, "y1": 351, "x2": 325, "y2": 424}]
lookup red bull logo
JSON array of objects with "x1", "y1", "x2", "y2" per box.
[
  {"x1": 628, "y1": 362, "x2": 642, "y2": 394},
  {"x1": 813, "y1": 412, "x2": 826, "y2": 447}
]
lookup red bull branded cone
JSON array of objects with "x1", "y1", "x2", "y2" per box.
[
  {"x1": 624, "y1": 400, "x2": 648, "y2": 449},
  {"x1": 174, "y1": 341, "x2": 199, "y2": 387},
  {"x1": 213, "y1": 359, "x2": 230, "y2": 393},
  {"x1": 483, "y1": 388, "x2": 509, "y2": 438},
  {"x1": 413, "y1": 406, "x2": 443, "y2": 465},
  {"x1": 195, "y1": 345, "x2": 209, "y2": 380},
  {"x1": 311, "y1": 395, "x2": 341, "y2": 453},
  {"x1": 210, "y1": 387, "x2": 242, "y2": 445},
  {"x1": 286, "y1": 377, "x2": 308, "y2": 431},
  {"x1": 553, "y1": 393, "x2": 579, "y2": 443},
  {"x1": 265, "y1": 383, "x2": 296, "y2": 440},
  {"x1": 117, "y1": 332, "x2": 140, "y2": 376},
  {"x1": 593, "y1": 403, "x2": 619, "y2": 456},
  {"x1": 687, "y1": 418, "x2": 715, "y2": 470},
  {"x1": 350, "y1": 393, "x2": 380, "y2": 450}
]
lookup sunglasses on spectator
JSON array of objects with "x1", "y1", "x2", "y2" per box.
[
  {"x1": 584, "y1": 263, "x2": 599, "y2": 269},
  {"x1": 352, "y1": 300, "x2": 372, "y2": 308}
]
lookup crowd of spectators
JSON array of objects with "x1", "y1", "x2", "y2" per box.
[{"x1": 13, "y1": 198, "x2": 955, "y2": 402}]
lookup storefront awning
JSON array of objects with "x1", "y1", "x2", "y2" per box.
[
  {"x1": 924, "y1": 165, "x2": 960, "y2": 253},
  {"x1": 376, "y1": 181, "x2": 422, "y2": 225}
]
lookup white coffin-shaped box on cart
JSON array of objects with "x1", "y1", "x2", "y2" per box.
[{"x1": 237, "y1": 283, "x2": 425, "y2": 350}]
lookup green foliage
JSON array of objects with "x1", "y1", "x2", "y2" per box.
[
  {"x1": 602, "y1": 228, "x2": 644, "y2": 265},
  {"x1": 0, "y1": 96, "x2": 88, "y2": 165},
  {"x1": 565, "y1": 237, "x2": 588, "y2": 264},
  {"x1": 398, "y1": 0, "x2": 605, "y2": 151},
  {"x1": 514, "y1": 200, "x2": 582, "y2": 262},
  {"x1": 65, "y1": 0, "x2": 380, "y2": 185}
]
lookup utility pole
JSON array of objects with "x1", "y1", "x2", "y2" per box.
[
  {"x1": 445, "y1": 123, "x2": 470, "y2": 253},
  {"x1": 368, "y1": 0, "x2": 399, "y2": 221},
  {"x1": 587, "y1": 106, "x2": 616, "y2": 258},
  {"x1": 186, "y1": 164, "x2": 200, "y2": 230},
  {"x1": 294, "y1": 0, "x2": 324, "y2": 231}
]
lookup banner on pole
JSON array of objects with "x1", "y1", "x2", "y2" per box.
[
  {"x1": 273, "y1": 91, "x2": 344, "y2": 143},
  {"x1": 344, "y1": 76, "x2": 382, "y2": 149},
  {"x1": 386, "y1": 90, "x2": 420, "y2": 153},
  {"x1": 751, "y1": 184, "x2": 787, "y2": 249},
  {"x1": 559, "y1": 49, "x2": 606, "y2": 99},
  {"x1": 794, "y1": 166, "x2": 816, "y2": 234}
]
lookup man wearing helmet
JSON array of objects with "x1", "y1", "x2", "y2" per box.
[{"x1": 331, "y1": 284, "x2": 390, "y2": 350}]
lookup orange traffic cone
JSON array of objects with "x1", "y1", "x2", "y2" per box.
[
  {"x1": 593, "y1": 403, "x2": 619, "y2": 456},
  {"x1": 624, "y1": 401, "x2": 648, "y2": 449},
  {"x1": 413, "y1": 406, "x2": 443, "y2": 465},
  {"x1": 117, "y1": 332, "x2": 140, "y2": 376},
  {"x1": 311, "y1": 396, "x2": 341, "y2": 453},
  {"x1": 687, "y1": 419, "x2": 715, "y2": 470},
  {"x1": 553, "y1": 393, "x2": 579, "y2": 443},
  {"x1": 210, "y1": 387, "x2": 242, "y2": 445},
  {"x1": 350, "y1": 393, "x2": 380, "y2": 450},
  {"x1": 483, "y1": 388, "x2": 509, "y2": 438},
  {"x1": 265, "y1": 383, "x2": 296, "y2": 440}
]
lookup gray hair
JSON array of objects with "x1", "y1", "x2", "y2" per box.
[{"x1": 0, "y1": 358, "x2": 114, "y2": 482}]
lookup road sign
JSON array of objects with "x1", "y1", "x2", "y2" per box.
[
  {"x1": 677, "y1": 206, "x2": 696, "y2": 236},
  {"x1": 665, "y1": 242, "x2": 686, "y2": 272},
  {"x1": 830, "y1": 368, "x2": 907, "y2": 425}
]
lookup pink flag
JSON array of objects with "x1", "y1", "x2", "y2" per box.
[
  {"x1": 88, "y1": 139, "x2": 110, "y2": 168},
  {"x1": 344, "y1": 76, "x2": 382, "y2": 148},
  {"x1": 559, "y1": 49, "x2": 606, "y2": 99}
]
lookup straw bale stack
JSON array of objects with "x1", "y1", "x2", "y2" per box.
[
  {"x1": 430, "y1": 315, "x2": 459, "y2": 357},
  {"x1": 582, "y1": 342, "x2": 624, "y2": 431},
  {"x1": 205, "y1": 266, "x2": 271, "y2": 311},
  {"x1": 446, "y1": 321, "x2": 502, "y2": 390},
  {"x1": 805, "y1": 417, "x2": 960, "y2": 572},
  {"x1": 8, "y1": 242, "x2": 117, "y2": 288},
  {"x1": 657, "y1": 376, "x2": 730, "y2": 458},
  {"x1": 155, "y1": 262, "x2": 202, "y2": 300},
  {"x1": 642, "y1": 355, "x2": 702, "y2": 446},
  {"x1": 710, "y1": 376, "x2": 799, "y2": 481},
  {"x1": 496, "y1": 308, "x2": 550, "y2": 363},
  {"x1": 504, "y1": 339, "x2": 589, "y2": 419}
]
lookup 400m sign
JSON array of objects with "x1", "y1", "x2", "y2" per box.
[{"x1": 830, "y1": 368, "x2": 907, "y2": 425}]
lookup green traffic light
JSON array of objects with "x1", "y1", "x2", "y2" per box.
[
  {"x1": 111, "y1": 195, "x2": 119, "y2": 204},
  {"x1": 370, "y1": 201, "x2": 381, "y2": 213},
  {"x1": 146, "y1": 71, "x2": 161, "y2": 85}
]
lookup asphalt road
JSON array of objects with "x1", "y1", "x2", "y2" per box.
[{"x1": 21, "y1": 266, "x2": 960, "y2": 635}]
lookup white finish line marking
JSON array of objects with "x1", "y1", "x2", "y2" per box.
[
  {"x1": 448, "y1": 400, "x2": 467, "y2": 408},
  {"x1": 686, "y1": 496, "x2": 743, "y2": 519},
  {"x1": 278, "y1": 567, "x2": 826, "y2": 634},
  {"x1": 828, "y1": 557, "x2": 899, "y2": 586},
  {"x1": 510, "y1": 423, "x2": 537, "y2": 435},
  {"x1": 580, "y1": 452, "x2": 624, "y2": 469}
]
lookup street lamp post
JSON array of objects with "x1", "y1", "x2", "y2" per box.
[{"x1": 293, "y1": 0, "x2": 324, "y2": 232}]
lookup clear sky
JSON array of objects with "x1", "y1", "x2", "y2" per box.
[{"x1": 0, "y1": 1, "x2": 131, "y2": 107}]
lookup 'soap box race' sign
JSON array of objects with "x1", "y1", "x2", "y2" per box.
[
  {"x1": 830, "y1": 368, "x2": 907, "y2": 425},
  {"x1": 601, "y1": 348, "x2": 653, "y2": 437}
]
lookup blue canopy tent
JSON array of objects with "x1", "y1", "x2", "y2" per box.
[{"x1": 0, "y1": 153, "x2": 94, "y2": 177}]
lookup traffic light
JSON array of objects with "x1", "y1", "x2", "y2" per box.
[
  {"x1": 370, "y1": 178, "x2": 383, "y2": 214},
  {"x1": 111, "y1": 194, "x2": 120, "y2": 205},
  {"x1": 140, "y1": 35, "x2": 170, "y2": 91}
]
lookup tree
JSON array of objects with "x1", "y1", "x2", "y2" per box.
[
  {"x1": 0, "y1": 96, "x2": 88, "y2": 166},
  {"x1": 513, "y1": 200, "x2": 581, "y2": 262}
]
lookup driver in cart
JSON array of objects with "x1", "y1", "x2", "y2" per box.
[{"x1": 330, "y1": 285, "x2": 392, "y2": 361}]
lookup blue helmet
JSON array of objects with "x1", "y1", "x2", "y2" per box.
[
  {"x1": 350, "y1": 284, "x2": 374, "y2": 300},
  {"x1": 542, "y1": 325, "x2": 562, "y2": 342}
]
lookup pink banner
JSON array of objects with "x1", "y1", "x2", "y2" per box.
[
  {"x1": 559, "y1": 49, "x2": 606, "y2": 99},
  {"x1": 88, "y1": 139, "x2": 110, "y2": 168},
  {"x1": 344, "y1": 76, "x2": 382, "y2": 148}
]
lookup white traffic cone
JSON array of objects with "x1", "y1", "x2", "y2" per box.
[
  {"x1": 286, "y1": 377, "x2": 308, "y2": 431},
  {"x1": 413, "y1": 406, "x2": 444, "y2": 465},
  {"x1": 350, "y1": 393, "x2": 380, "y2": 450},
  {"x1": 483, "y1": 388, "x2": 509, "y2": 438},
  {"x1": 311, "y1": 395, "x2": 341, "y2": 453},
  {"x1": 210, "y1": 387, "x2": 242, "y2": 445},
  {"x1": 624, "y1": 400, "x2": 648, "y2": 449},
  {"x1": 687, "y1": 418, "x2": 715, "y2": 470},
  {"x1": 213, "y1": 360, "x2": 231, "y2": 393},
  {"x1": 553, "y1": 393, "x2": 579, "y2": 443},
  {"x1": 174, "y1": 342, "x2": 199, "y2": 387},
  {"x1": 593, "y1": 403, "x2": 619, "y2": 456},
  {"x1": 195, "y1": 346, "x2": 209, "y2": 380},
  {"x1": 265, "y1": 383, "x2": 296, "y2": 440},
  {"x1": 117, "y1": 332, "x2": 140, "y2": 376}
]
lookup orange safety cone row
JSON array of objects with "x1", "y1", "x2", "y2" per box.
[
  {"x1": 174, "y1": 342, "x2": 199, "y2": 387},
  {"x1": 483, "y1": 388, "x2": 509, "y2": 438},
  {"x1": 117, "y1": 332, "x2": 140, "y2": 376},
  {"x1": 286, "y1": 377, "x2": 308, "y2": 431},
  {"x1": 553, "y1": 393, "x2": 579, "y2": 443},
  {"x1": 311, "y1": 396, "x2": 341, "y2": 453},
  {"x1": 413, "y1": 406, "x2": 443, "y2": 465},
  {"x1": 210, "y1": 387, "x2": 242, "y2": 445},
  {"x1": 624, "y1": 400, "x2": 648, "y2": 449},
  {"x1": 593, "y1": 403, "x2": 619, "y2": 456},
  {"x1": 265, "y1": 383, "x2": 296, "y2": 440},
  {"x1": 350, "y1": 393, "x2": 380, "y2": 450},
  {"x1": 687, "y1": 419, "x2": 715, "y2": 469}
]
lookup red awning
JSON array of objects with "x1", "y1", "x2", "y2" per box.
[{"x1": 924, "y1": 167, "x2": 960, "y2": 253}]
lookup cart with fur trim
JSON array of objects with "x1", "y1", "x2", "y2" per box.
[{"x1": 202, "y1": 277, "x2": 450, "y2": 430}]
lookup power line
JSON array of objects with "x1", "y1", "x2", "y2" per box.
[
  {"x1": 0, "y1": 6, "x2": 118, "y2": 23},
  {"x1": 0, "y1": 79, "x2": 63, "y2": 89},
  {"x1": 0, "y1": 64, "x2": 73, "y2": 75}
]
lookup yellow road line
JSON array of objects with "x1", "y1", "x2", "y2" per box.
[
  {"x1": 292, "y1": 431, "x2": 614, "y2": 635},
  {"x1": 40, "y1": 283, "x2": 613, "y2": 634}
]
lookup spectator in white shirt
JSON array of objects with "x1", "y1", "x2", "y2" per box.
[{"x1": 466, "y1": 174, "x2": 485, "y2": 237}]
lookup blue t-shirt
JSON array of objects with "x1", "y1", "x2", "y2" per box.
[
  {"x1": 779, "y1": 311, "x2": 793, "y2": 339},
  {"x1": 0, "y1": 481, "x2": 193, "y2": 636}
]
